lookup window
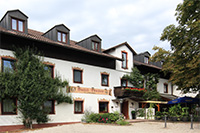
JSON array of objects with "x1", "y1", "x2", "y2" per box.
[
  {"x1": 121, "y1": 79, "x2": 127, "y2": 87},
  {"x1": 101, "y1": 74, "x2": 109, "y2": 86},
  {"x1": 11, "y1": 18, "x2": 24, "y2": 32},
  {"x1": 43, "y1": 100, "x2": 55, "y2": 114},
  {"x1": 2, "y1": 58, "x2": 15, "y2": 72},
  {"x1": 144, "y1": 56, "x2": 149, "y2": 64},
  {"x1": 73, "y1": 69, "x2": 83, "y2": 84},
  {"x1": 57, "y1": 31, "x2": 67, "y2": 43},
  {"x1": 74, "y1": 101, "x2": 83, "y2": 114},
  {"x1": 44, "y1": 65, "x2": 54, "y2": 78},
  {"x1": 99, "y1": 102, "x2": 108, "y2": 113},
  {"x1": 122, "y1": 52, "x2": 128, "y2": 69},
  {"x1": 1, "y1": 98, "x2": 17, "y2": 115},
  {"x1": 171, "y1": 84, "x2": 173, "y2": 95},
  {"x1": 92, "y1": 41, "x2": 99, "y2": 51},
  {"x1": 164, "y1": 83, "x2": 168, "y2": 93}
]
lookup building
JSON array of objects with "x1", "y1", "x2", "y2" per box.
[{"x1": 0, "y1": 9, "x2": 191, "y2": 128}]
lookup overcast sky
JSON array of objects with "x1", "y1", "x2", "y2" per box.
[{"x1": 0, "y1": 0, "x2": 183, "y2": 54}]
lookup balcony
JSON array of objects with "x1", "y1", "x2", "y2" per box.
[{"x1": 114, "y1": 86, "x2": 145, "y2": 101}]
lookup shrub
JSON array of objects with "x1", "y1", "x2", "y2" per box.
[
  {"x1": 137, "y1": 109, "x2": 145, "y2": 117},
  {"x1": 81, "y1": 111, "x2": 125, "y2": 124},
  {"x1": 89, "y1": 113, "x2": 100, "y2": 123},
  {"x1": 116, "y1": 120, "x2": 129, "y2": 125},
  {"x1": 81, "y1": 110, "x2": 94, "y2": 123}
]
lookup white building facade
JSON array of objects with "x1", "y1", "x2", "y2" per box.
[{"x1": 0, "y1": 9, "x2": 193, "y2": 127}]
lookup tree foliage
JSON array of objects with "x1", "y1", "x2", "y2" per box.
[
  {"x1": 123, "y1": 67, "x2": 144, "y2": 88},
  {"x1": 123, "y1": 67, "x2": 160, "y2": 100},
  {"x1": 0, "y1": 47, "x2": 72, "y2": 128},
  {"x1": 151, "y1": 0, "x2": 200, "y2": 93}
]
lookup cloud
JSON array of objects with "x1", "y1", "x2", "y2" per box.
[{"x1": 0, "y1": 0, "x2": 183, "y2": 54}]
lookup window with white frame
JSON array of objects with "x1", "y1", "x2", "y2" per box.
[{"x1": 11, "y1": 18, "x2": 24, "y2": 32}]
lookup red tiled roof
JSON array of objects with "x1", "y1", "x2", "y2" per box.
[{"x1": 0, "y1": 26, "x2": 121, "y2": 60}]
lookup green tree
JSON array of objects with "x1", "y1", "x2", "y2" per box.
[
  {"x1": 151, "y1": 0, "x2": 200, "y2": 93},
  {"x1": 123, "y1": 67, "x2": 144, "y2": 88},
  {"x1": 0, "y1": 47, "x2": 72, "y2": 129},
  {"x1": 143, "y1": 73, "x2": 160, "y2": 100},
  {"x1": 123, "y1": 67, "x2": 160, "y2": 100}
]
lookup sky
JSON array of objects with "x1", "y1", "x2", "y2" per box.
[{"x1": 0, "y1": 0, "x2": 183, "y2": 55}]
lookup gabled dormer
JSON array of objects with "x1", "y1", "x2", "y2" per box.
[
  {"x1": 76, "y1": 35, "x2": 102, "y2": 52},
  {"x1": 43, "y1": 24, "x2": 70, "y2": 44},
  {"x1": 0, "y1": 9, "x2": 28, "y2": 33},
  {"x1": 134, "y1": 51, "x2": 151, "y2": 64}
]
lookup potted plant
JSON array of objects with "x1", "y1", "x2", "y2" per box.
[
  {"x1": 161, "y1": 111, "x2": 168, "y2": 120},
  {"x1": 181, "y1": 107, "x2": 189, "y2": 122},
  {"x1": 137, "y1": 109, "x2": 145, "y2": 119},
  {"x1": 131, "y1": 110, "x2": 137, "y2": 119},
  {"x1": 169, "y1": 105, "x2": 178, "y2": 121},
  {"x1": 155, "y1": 111, "x2": 162, "y2": 120}
]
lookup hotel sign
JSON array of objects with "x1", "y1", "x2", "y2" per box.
[{"x1": 69, "y1": 86, "x2": 112, "y2": 96}]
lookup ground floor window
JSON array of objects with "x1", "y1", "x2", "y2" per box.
[
  {"x1": 99, "y1": 101, "x2": 109, "y2": 113},
  {"x1": 43, "y1": 100, "x2": 55, "y2": 114},
  {"x1": 1, "y1": 98, "x2": 17, "y2": 115},
  {"x1": 74, "y1": 100, "x2": 83, "y2": 114}
]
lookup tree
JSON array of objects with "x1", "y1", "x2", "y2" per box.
[
  {"x1": 123, "y1": 67, "x2": 160, "y2": 100},
  {"x1": 151, "y1": 0, "x2": 200, "y2": 93},
  {"x1": 143, "y1": 73, "x2": 160, "y2": 100},
  {"x1": 123, "y1": 67, "x2": 144, "y2": 88},
  {"x1": 0, "y1": 47, "x2": 72, "y2": 129}
]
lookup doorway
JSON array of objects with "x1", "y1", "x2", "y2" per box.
[{"x1": 121, "y1": 101, "x2": 129, "y2": 119}]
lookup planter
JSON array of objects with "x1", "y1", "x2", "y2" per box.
[
  {"x1": 131, "y1": 113, "x2": 136, "y2": 119},
  {"x1": 136, "y1": 117, "x2": 145, "y2": 119}
]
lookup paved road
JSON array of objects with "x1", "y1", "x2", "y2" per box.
[{"x1": 26, "y1": 122, "x2": 200, "y2": 133}]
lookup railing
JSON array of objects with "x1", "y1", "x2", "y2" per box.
[{"x1": 114, "y1": 86, "x2": 145, "y2": 98}]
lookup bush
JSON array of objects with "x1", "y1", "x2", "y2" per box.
[
  {"x1": 81, "y1": 111, "x2": 125, "y2": 124},
  {"x1": 116, "y1": 120, "x2": 129, "y2": 125},
  {"x1": 137, "y1": 109, "x2": 145, "y2": 117},
  {"x1": 89, "y1": 113, "x2": 100, "y2": 123},
  {"x1": 81, "y1": 110, "x2": 94, "y2": 123}
]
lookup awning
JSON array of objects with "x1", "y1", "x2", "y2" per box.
[
  {"x1": 167, "y1": 96, "x2": 200, "y2": 104},
  {"x1": 140, "y1": 100, "x2": 168, "y2": 104}
]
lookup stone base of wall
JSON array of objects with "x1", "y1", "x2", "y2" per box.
[{"x1": 0, "y1": 121, "x2": 80, "y2": 132}]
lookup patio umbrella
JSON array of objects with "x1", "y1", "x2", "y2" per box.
[{"x1": 167, "y1": 96, "x2": 200, "y2": 104}]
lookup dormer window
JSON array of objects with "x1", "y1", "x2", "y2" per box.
[
  {"x1": 92, "y1": 41, "x2": 99, "y2": 51},
  {"x1": 144, "y1": 56, "x2": 149, "y2": 64},
  {"x1": 57, "y1": 31, "x2": 67, "y2": 43},
  {"x1": 11, "y1": 18, "x2": 24, "y2": 32}
]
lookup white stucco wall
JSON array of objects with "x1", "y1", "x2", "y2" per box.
[
  {"x1": 0, "y1": 47, "x2": 134, "y2": 125},
  {"x1": 157, "y1": 78, "x2": 173, "y2": 94}
]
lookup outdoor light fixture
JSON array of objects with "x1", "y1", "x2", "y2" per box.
[{"x1": 119, "y1": 99, "x2": 123, "y2": 103}]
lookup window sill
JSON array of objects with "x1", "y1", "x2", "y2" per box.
[
  {"x1": 73, "y1": 82, "x2": 83, "y2": 84},
  {"x1": 1, "y1": 113, "x2": 17, "y2": 115},
  {"x1": 102, "y1": 85, "x2": 109, "y2": 87}
]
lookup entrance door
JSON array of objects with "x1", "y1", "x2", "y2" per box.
[{"x1": 121, "y1": 101, "x2": 129, "y2": 119}]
